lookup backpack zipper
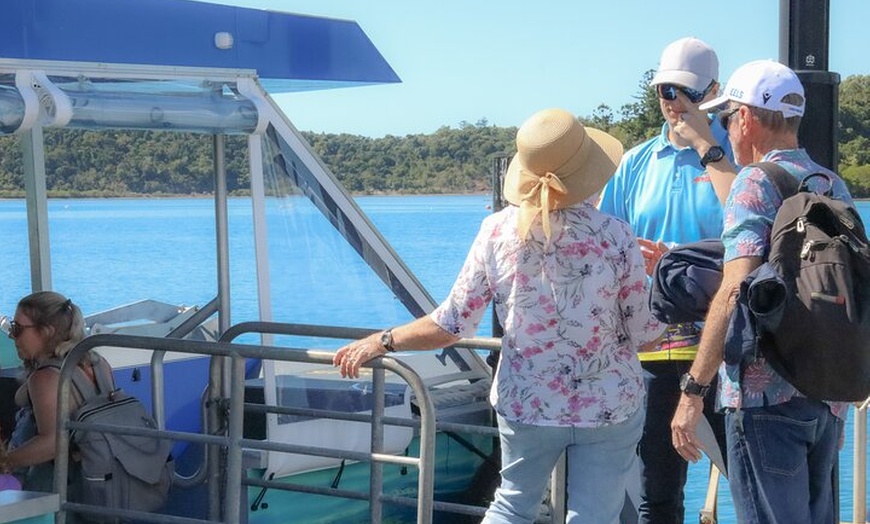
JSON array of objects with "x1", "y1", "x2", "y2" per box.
[
  {"x1": 810, "y1": 292, "x2": 846, "y2": 305},
  {"x1": 839, "y1": 214, "x2": 855, "y2": 230}
]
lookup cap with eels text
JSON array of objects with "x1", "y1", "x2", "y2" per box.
[{"x1": 699, "y1": 59, "x2": 805, "y2": 118}]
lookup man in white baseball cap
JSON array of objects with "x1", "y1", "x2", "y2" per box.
[
  {"x1": 672, "y1": 59, "x2": 852, "y2": 523},
  {"x1": 599, "y1": 36, "x2": 734, "y2": 524},
  {"x1": 700, "y1": 59, "x2": 805, "y2": 118}
]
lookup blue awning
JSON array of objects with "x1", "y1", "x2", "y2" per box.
[{"x1": 0, "y1": 0, "x2": 400, "y2": 92}]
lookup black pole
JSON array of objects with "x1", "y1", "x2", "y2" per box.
[
  {"x1": 781, "y1": 7, "x2": 841, "y2": 520},
  {"x1": 779, "y1": 0, "x2": 839, "y2": 171}
]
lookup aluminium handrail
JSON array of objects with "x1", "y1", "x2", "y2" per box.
[
  {"x1": 850, "y1": 399, "x2": 868, "y2": 524},
  {"x1": 53, "y1": 333, "x2": 437, "y2": 524},
  {"x1": 205, "y1": 321, "x2": 498, "y2": 521},
  {"x1": 216, "y1": 321, "x2": 547, "y2": 522},
  {"x1": 219, "y1": 321, "x2": 502, "y2": 352}
]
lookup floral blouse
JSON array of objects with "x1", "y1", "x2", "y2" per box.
[
  {"x1": 718, "y1": 149, "x2": 851, "y2": 419},
  {"x1": 431, "y1": 200, "x2": 664, "y2": 427}
]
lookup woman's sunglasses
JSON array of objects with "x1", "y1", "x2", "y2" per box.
[
  {"x1": 656, "y1": 82, "x2": 714, "y2": 104},
  {"x1": 8, "y1": 321, "x2": 38, "y2": 338}
]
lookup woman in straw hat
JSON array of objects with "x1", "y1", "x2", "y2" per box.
[{"x1": 334, "y1": 108, "x2": 663, "y2": 523}]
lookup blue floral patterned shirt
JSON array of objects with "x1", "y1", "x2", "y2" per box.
[{"x1": 717, "y1": 148, "x2": 851, "y2": 418}]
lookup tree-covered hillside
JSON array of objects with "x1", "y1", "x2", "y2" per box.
[{"x1": 0, "y1": 74, "x2": 867, "y2": 197}]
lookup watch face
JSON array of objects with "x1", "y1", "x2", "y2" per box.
[
  {"x1": 680, "y1": 373, "x2": 691, "y2": 391},
  {"x1": 702, "y1": 146, "x2": 725, "y2": 166},
  {"x1": 680, "y1": 373, "x2": 707, "y2": 396}
]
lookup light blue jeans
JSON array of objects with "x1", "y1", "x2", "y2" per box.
[{"x1": 482, "y1": 407, "x2": 644, "y2": 524}]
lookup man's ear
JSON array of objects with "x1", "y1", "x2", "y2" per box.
[{"x1": 737, "y1": 106, "x2": 753, "y2": 136}]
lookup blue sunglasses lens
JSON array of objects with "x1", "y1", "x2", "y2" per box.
[{"x1": 657, "y1": 84, "x2": 707, "y2": 104}]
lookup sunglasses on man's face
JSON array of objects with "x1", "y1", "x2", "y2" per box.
[
  {"x1": 8, "y1": 321, "x2": 38, "y2": 338},
  {"x1": 656, "y1": 82, "x2": 713, "y2": 104},
  {"x1": 717, "y1": 107, "x2": 740, "y2": 129}
]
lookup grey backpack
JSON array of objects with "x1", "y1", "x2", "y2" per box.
[
  {"x1": 750, "y1": 162, "x2": 870, "y2": 401},
  {"x1": 67, "y1": 358, "x2": 173, "y2": 521}
]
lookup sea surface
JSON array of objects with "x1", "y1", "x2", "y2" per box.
[{"x1": 0, "y1": 195, "x2": 868, "y2": 523}]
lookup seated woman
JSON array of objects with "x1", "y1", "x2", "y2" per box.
[{"x1": 2, "y1": 291, "x2": 112, "y2": 491}]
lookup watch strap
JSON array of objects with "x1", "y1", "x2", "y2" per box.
[{"x1": 681, "y1": 373, "x2": 710, "y2": 397}]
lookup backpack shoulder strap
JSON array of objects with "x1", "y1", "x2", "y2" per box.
[
  {"x1": 88, "y1": 356, "x2": 115, "y2": 396},
  {"x1": 32, "y1": 356, "x2": 99, "y2": 404},
  {"x1": 70, "y1": 367, "x2": 99, "y2": 402},
  {"x1": 750, "y1": 161, "x2": 801, "y2": 202},
  {"x1": 35, "y1": 357, "x2": 64, "y2": 371},
  {"x1": 72, "y1": 355, "x2": 115, "y2": 400}
]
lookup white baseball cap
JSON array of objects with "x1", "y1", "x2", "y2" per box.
[
  {"x1": 699, "y1": 60, "x2": 805, "y2": 117},
  {"x1": 650, "y1": 37, "x2": 719, "y2": 92}
]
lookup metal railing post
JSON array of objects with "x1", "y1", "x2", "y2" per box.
[
  {"x1": 370, "y1": 367, "x2": 387, "y2": 523},
  {"x1": 223, "y1": 353, "x2": 246, "y2": 523},
  {"x1": 853, "y1": 403, "x2": 867, "y2": 524},
  {"x1": 54, "y1": 329, "x2": 456, "y2": 524}
]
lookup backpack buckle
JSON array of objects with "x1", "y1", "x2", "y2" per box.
[{"x1": 839, "y1": 214, "x2": 855, "y2": 230}]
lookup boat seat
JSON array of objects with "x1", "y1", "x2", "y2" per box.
[
  {"x1": 0, "y1": 491, "x2": 59, "y2": 524},
  {"x1": 411, "y1": 378, "x2": 492, "y2": 423}
]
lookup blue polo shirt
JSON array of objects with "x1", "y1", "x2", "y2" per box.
[
  {"x1": 599, "y1": 120, "x2": 733, "y2": 361},
  {"x1": 599, "y1": 121, "x2": 732, "y2": 246}
]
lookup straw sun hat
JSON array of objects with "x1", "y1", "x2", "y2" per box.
[{"x1": 503, "y1": 108, "x2": 624, "y2": 240}]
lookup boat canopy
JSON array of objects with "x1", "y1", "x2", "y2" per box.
[
  {"x1": 0, "y1": 0, "x2": 491, "y2": 405},
  {"x1": 0, "y1": 0, "x2": 400, "y2": 93}
]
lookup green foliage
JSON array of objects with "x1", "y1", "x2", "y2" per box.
[
  {"x1": 839, "y1": 75, "x2": 870, "y2": 197},
  {"x1": 580, "y1": 70, "x2": 661, "y2": 147},
  {"x1": 842, "y1": 164, "x2": 870, "y2": 198},
  {"x1": 304, "y1": 124, "x2": 515, "y2": 194},
  {"x1": 616, "y1": 70, "x2": 663, "y2": 147},
  {"x1": 0, "y1": 73, "x2": 866, "y2": 197},
  {"x1": 0, "y1": 130, "x2": 248, "y2": 197}
]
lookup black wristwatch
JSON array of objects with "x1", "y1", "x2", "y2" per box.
[
  {"x1": 380, "y1": 329, "x2": 396, "y2": 352},
  {"x1": 679, "y1": 373, "x2": 710, "y2": 397},
  {"x1": 699, "y1": 145, "x2": 725, "y2": 168}
]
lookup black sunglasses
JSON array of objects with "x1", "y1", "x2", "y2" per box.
[
  {"x1": 656, "y1": 82, "x2": 714, "y2": 104},
  {"x1": 8, "y1": 320, "x2": 38, "y2": 338},
  {"x1": 717, "y1": 107, "x2": 740, "y2": 129}
]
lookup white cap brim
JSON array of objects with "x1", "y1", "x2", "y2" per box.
[{"x1": 699, "y1": 94, "x2": 730, "y2": 112}]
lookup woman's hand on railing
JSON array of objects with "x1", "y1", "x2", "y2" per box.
[{"x1": 333, "y1": 332, "x2": 387, "y2": 379}]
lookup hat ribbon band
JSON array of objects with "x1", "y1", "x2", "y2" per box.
[{"x1": 517, "y1": 170, "x2": 567, "y2": 240}]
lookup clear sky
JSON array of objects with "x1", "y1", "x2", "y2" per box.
[{"x1": 217, "y1": 1, "x2": 869, "y2": 138}]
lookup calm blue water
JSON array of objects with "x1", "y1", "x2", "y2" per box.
[{"x1": 0, "y1": 195, "x2": 868, "y2": 523}]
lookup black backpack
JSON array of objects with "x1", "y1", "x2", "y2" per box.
[{"x1": 748, "y1": 162, "x2": 870, "y2": 401}]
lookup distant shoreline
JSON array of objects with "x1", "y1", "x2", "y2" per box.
[
  {"x1": 0, "y1": 193, "x2": 866, "y2": 203},
  {"x1": 0, "y1": 190, "x2": 491, "y2": 200}
]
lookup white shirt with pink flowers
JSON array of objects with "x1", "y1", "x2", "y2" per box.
[{"x1": 431, "y1": 201, "x2": 663, "y2": 427}]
